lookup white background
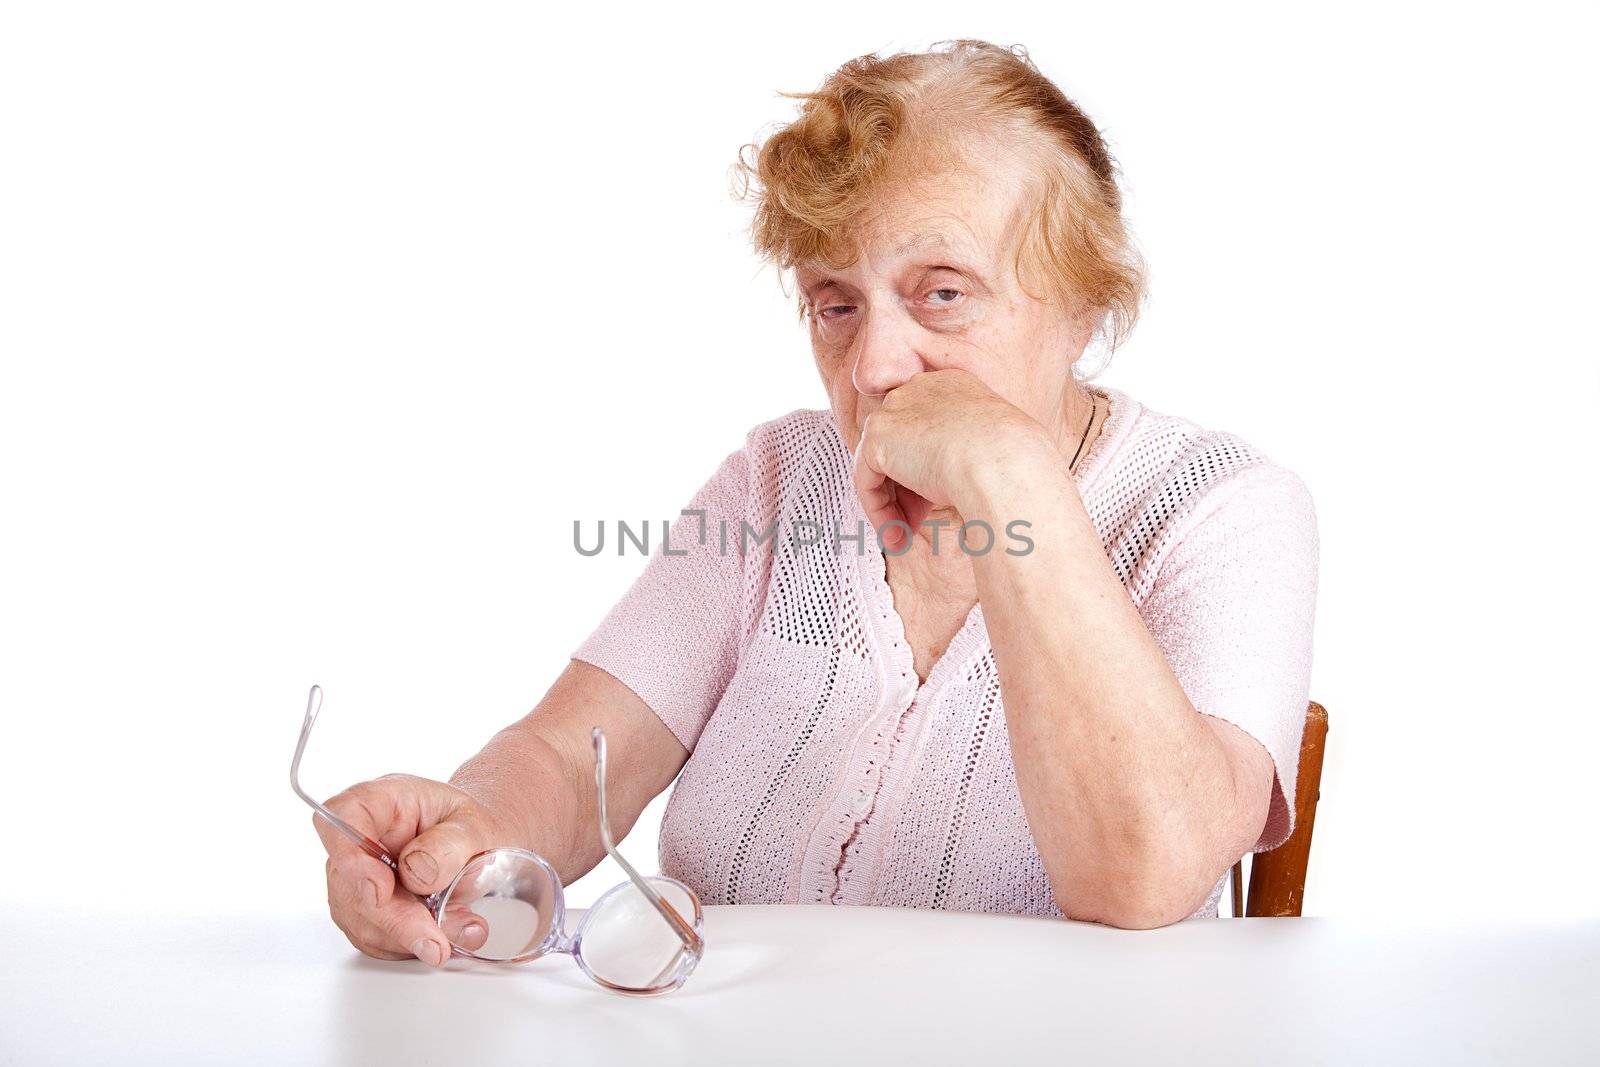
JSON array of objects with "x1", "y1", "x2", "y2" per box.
[{"x1": 2, "y1": 1, "x2": 1596, "y2": 926}]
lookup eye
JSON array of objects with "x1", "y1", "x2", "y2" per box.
[
  {"x1": 817, "y1": 304, "x2": 857, "y2": 321},
  {"x1": 926, "y1": 287, "x2": 964, "y2": 308}
]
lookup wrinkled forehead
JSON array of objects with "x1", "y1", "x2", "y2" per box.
[{"x1": 796, "y1": 148, "x2": 1040, "y2": 284}]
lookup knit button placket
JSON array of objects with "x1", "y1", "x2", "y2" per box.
[
  {"x1": 821, "y1": 664, "x2": 923, "y2": 905},
  {"x1": 809, "y1": 524, "x2": 936, "y2": 906}
]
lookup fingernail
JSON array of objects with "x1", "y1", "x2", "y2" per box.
[
  {"x1": 404, "y1": 851, "x2": 437, "y2": 885},
  {"x1": 411, "y1": 938, "x2": 444, "y2": 967},
  {"x1": 363, "y1": 879, "x2": 380, "y2": 909},
  {"x1": 463, "y1": 923, "x2": 485, "y2": 941}
]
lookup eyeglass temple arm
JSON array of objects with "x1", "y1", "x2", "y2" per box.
[
  {"x1": 291, "y1": 685, "x2": 399, "y2": 872},
  {"x1": 591, "y1": 726, "x2": 705, "y2": 958}
]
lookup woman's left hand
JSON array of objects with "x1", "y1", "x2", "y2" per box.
[{"x1": 851, "y1": 368, "x2": 1056, "y2": 548}]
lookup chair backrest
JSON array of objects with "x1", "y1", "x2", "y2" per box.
[{"x1": 1229, "y1": 701, "x2": 1328, "y2": 917}]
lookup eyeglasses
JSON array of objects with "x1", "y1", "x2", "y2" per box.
[{"x1": 290, "y1": 684, "x2": 705, "y2": 995}]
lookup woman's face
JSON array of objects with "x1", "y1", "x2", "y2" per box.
[{"x1": 794, "y1": 150, "x2": 1092, "y2": 458}]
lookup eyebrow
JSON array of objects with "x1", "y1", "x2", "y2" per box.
[
  {"x1": 799, "y1": 233, "x2": 992, "y2": 295},
  {"x1": 893, "y1": 230, "x2": 958, "y2": 257}
]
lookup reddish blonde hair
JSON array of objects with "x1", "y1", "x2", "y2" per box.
[{"x1": 732, "y1": 39, "x2": 1147, "y2": 353}]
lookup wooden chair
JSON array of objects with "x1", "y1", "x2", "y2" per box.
[{"x1": 1229, "y1": 701, "x2": 1328, "y2": 917}]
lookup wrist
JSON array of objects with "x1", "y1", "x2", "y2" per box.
[
  {"x1": 450, "y1": 733, "x2": 568, "y2": 855},
  {"x1": 955, "y1": 421, "x2": 1072, "y2": 521},
  {"x1": 447, "y1": 775, "x2": 525, "y2": 847}
]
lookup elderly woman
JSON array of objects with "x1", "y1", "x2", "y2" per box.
[{"x1": 313, "y1": 39, "x2": 1318, "y2": 966}]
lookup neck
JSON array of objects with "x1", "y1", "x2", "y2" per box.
[{"x1": 1051, "y1": 380, "x2": 1103, "y2": 471}]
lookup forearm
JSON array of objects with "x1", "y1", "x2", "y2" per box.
[{"x1": 960, "y1": 446, "x2": 1239, "y2": 927}]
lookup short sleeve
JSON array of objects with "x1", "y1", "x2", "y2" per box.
[
  {"x1": 570, "y1": 445, "x2": 753, "y2": 753},
  {"x1": 1138, "y1": 463, "x2": 1320, "y2": 853}
]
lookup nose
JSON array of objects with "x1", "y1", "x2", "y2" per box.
[{"x1": 850, "y1": 309, "x2": 928, "y2": 398}]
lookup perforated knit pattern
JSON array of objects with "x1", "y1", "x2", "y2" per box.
[{"x1": 572, "y1": 386, "x2": 1319, "y2": 922}]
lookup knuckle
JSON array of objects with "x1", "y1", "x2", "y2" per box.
[
  {"x1": 332, "y1": 777, "x2": 388, "y2": 807},
  {"x1": 372, "y1": 909, "x2": 408, "y2": 946},
  {"x1": 321, "y1": 792, "x2": 357, "y2": 823},
  {"x1": 326, "y1": 857, "x2": 364, "y2": 900},
  {"x1": 363, "y1": 909, "x2": 396, "y2": 942}
]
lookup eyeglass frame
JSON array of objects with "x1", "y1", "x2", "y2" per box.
[{"x1": 290, "y1": 683, "x2": 705, "y2": 991}]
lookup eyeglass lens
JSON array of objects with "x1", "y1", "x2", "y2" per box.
[
  {"x1": 576, "y1": 876, "x2": 700, "y2": 991},
  {"x1": 439, "y1": 850, "x2": 562, "y2": 961}
]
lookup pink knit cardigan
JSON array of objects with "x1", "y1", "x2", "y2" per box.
[{"x1": 572, "y1": 384, "x2": 1319, "y2": 921}]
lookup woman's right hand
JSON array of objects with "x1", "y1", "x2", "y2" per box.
[{"x1": 312, "y1": 773, "x2": 510, "y2": 967}]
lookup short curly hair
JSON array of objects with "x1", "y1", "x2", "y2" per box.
[{"x1": 732, "y1": 39, "x2": 1147, "y2": 354}]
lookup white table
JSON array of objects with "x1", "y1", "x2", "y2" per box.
[{"x1": 2, "y1": 903, "x2": 1595, "y2": 1064}]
